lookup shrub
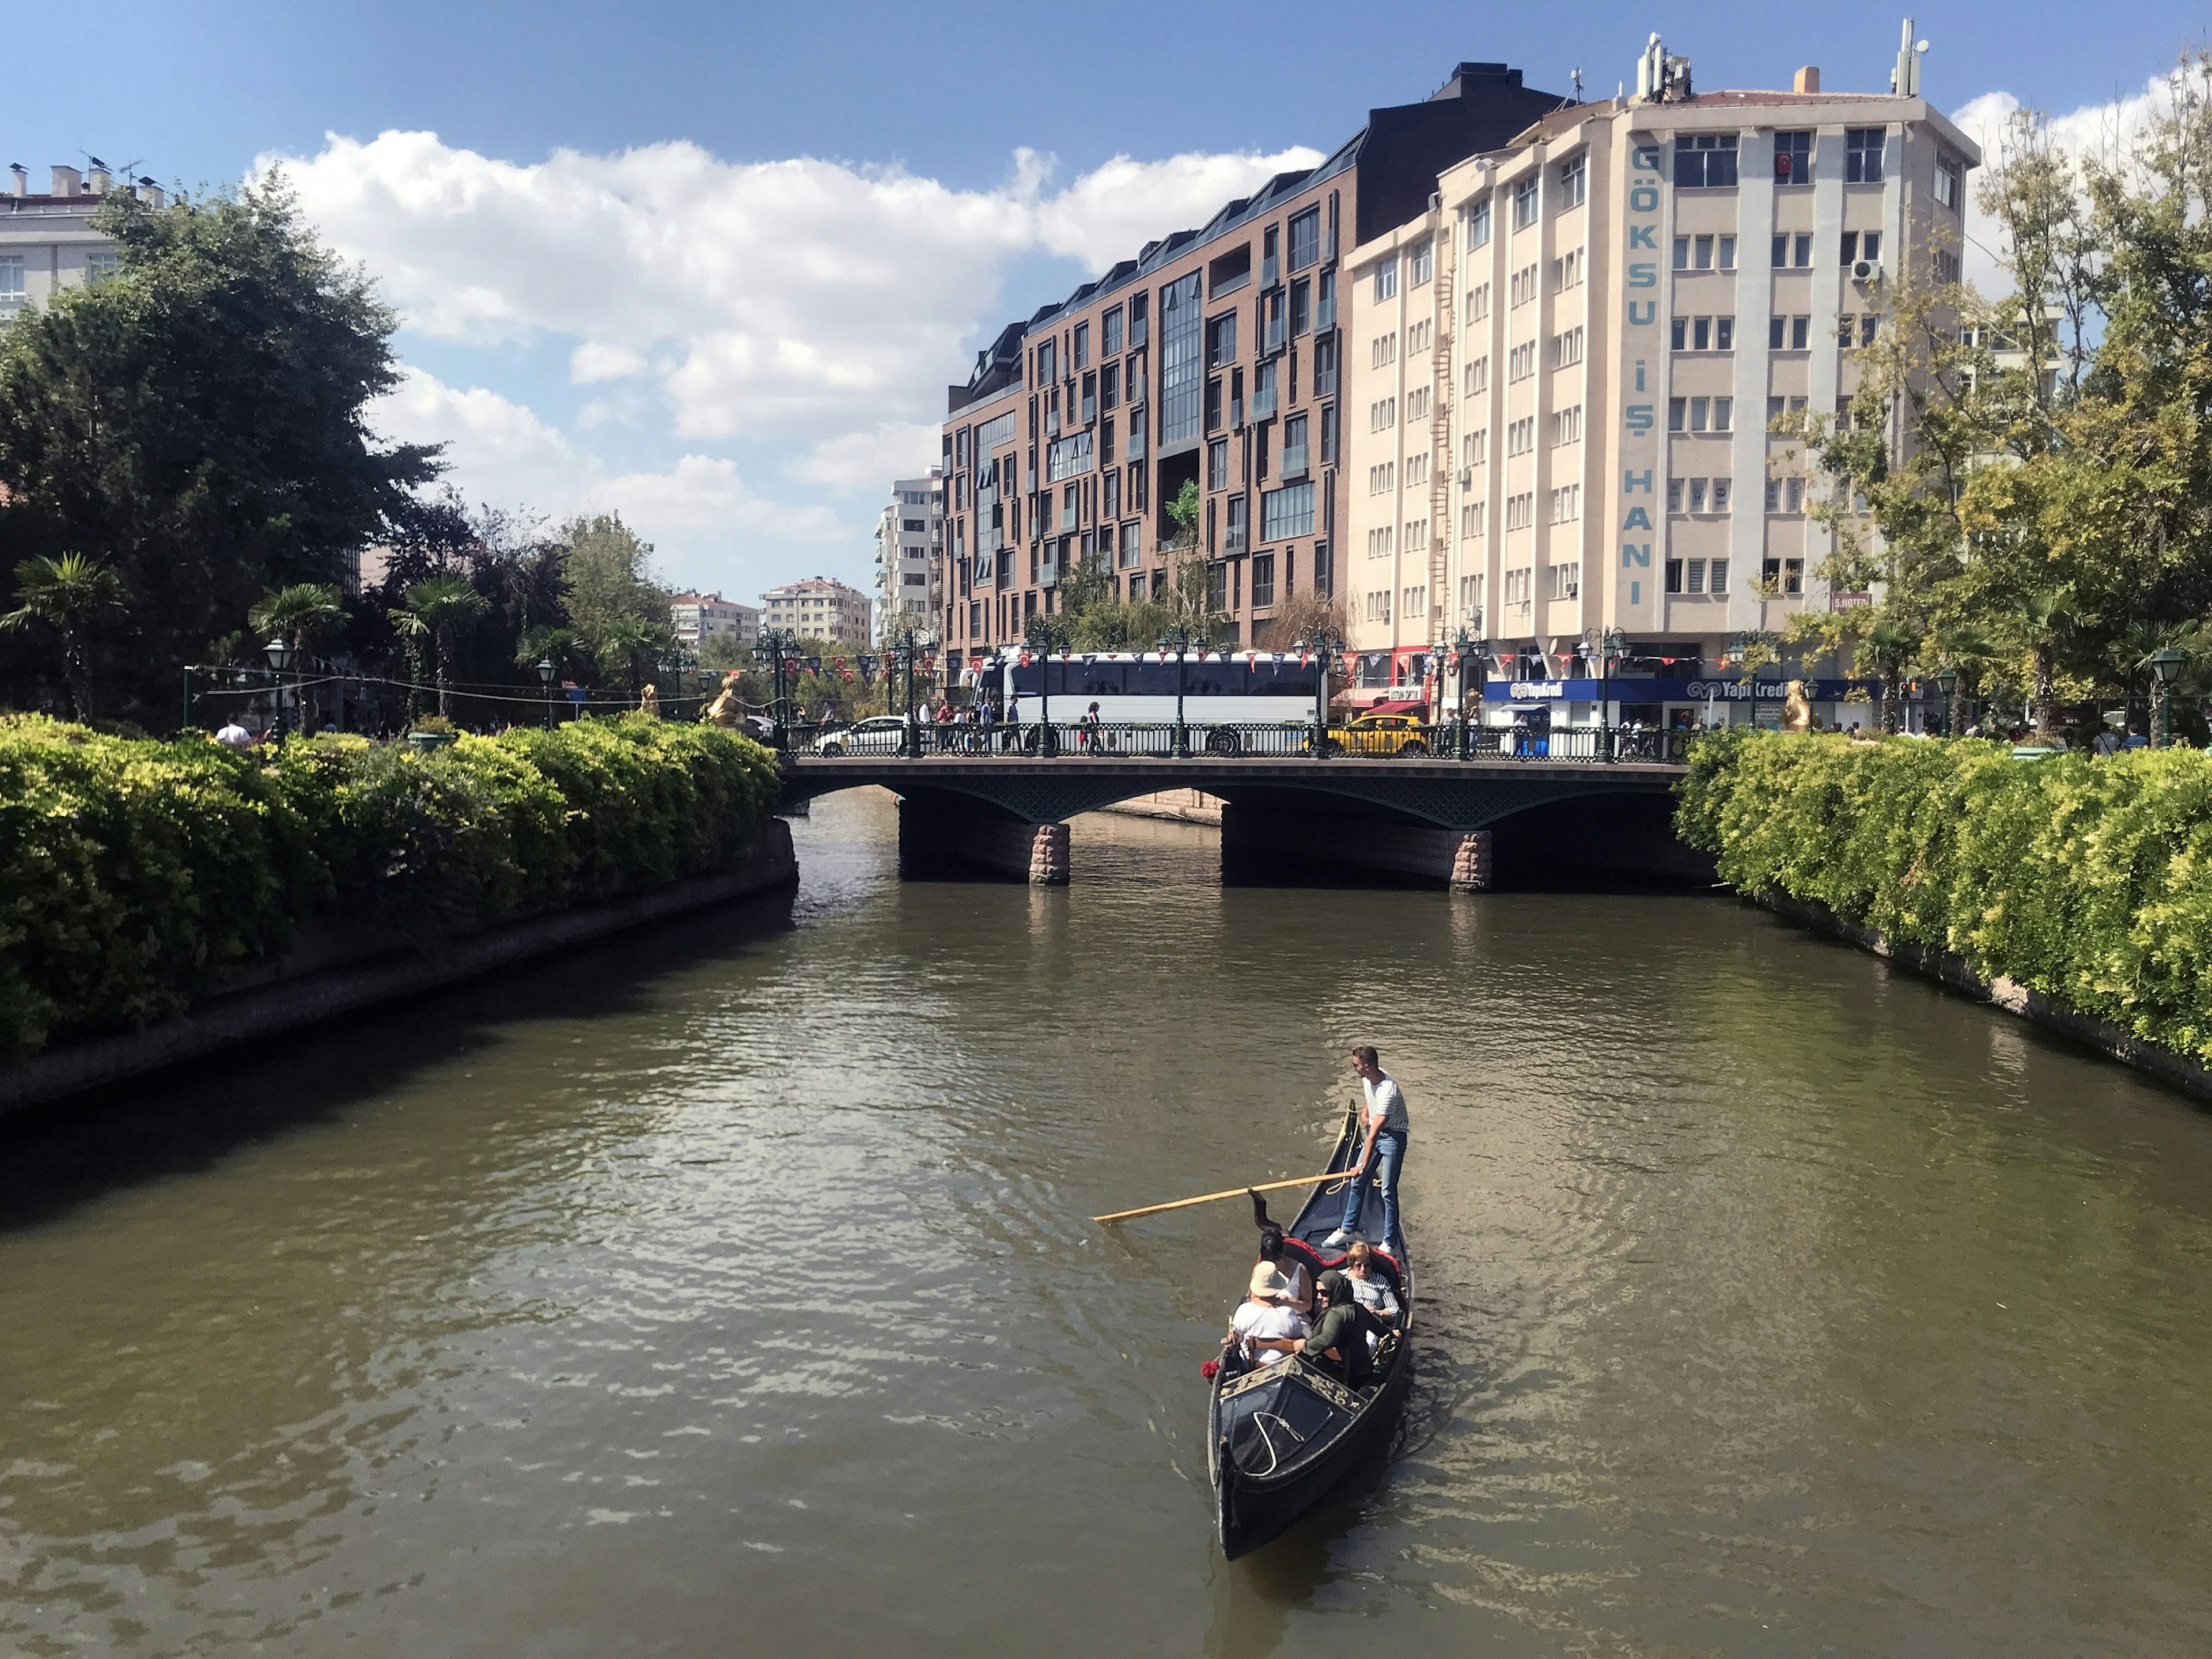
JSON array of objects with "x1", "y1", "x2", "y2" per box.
[
  {"x1": 0, "y1": 713, "x2": 781, "y2": 1060},
  {"x1": 1677, "y1": 732, "x2": 2212, "y2": 1061}
]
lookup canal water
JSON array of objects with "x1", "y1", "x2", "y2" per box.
[{"x1": 3, "y1": 790, "x2": 2210, "y2": 1657}]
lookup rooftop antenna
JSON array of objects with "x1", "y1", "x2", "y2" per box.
[
  {"x1": 1571, "y1": 65, "x2": 1584, "y2": 101},
  {"x1": 1891, "y1": 18, "x2": 1929, "y2": 97}
]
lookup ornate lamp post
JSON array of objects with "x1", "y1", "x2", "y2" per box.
[
  {"x1": 1157, "y1": 618, "x2": 1204, "y2": 758},
  {"x1": 537, "y1": 656, "x2": 556, "y2": 729},
  {"x1": 755, "y1": 628, "x2": 800, "y2": 748},
  {"x1": 1445, "y1": 624, "x2": 1486, "y2": 759},
  {"x1": 1025, "y1": 613, "x2": 1070, "y2": 756},
  {"x1": 1598, "y1": 626, "x2": 1627, "y2": 761},
  {"x1": 1297, "y1": 623, "x2": 1346, "y2": 759},
  {"x1": 2150, "y1": 647, "x2": 2186, "y2": 748},
  {"x1": 264, "y1": 637, "x2": 296, "y2": 741},
  {"x1": 1934, "y1": 665, "x2": 1958, "y2": 738}
]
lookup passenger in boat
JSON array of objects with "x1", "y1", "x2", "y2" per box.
[
  {"x1": 1322, "y1": 1046, "x2": 1410, "y2": 1255},
  {"x1": 1340, "y1": 1241, "x2": 1401, "y2": 1329},
  {"x1": 1225, "y1": 1263, "x2": 1308, "y2": 1369},
  {"x1": 1256, "y1": 1226, "x2": 1319, "y2": 1316},
  {"x1": 1300, "y1": 1270, "x2": 1387, "y2": 1388}
]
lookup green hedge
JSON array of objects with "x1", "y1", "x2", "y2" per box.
[
  {"x1": 0, "y1": 714, "x2": 781, "y2": 1060},
  {"x1": 1676, "y1": 730, "x2": 2212, "y2": 1061}
]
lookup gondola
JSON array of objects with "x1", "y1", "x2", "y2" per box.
[{"x1": 1207, "y1": 1104, "x2": 1413, "y2": 1559}]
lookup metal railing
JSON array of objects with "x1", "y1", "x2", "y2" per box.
[{"x1": 783, "y1": 718, "x2": 1697, "y2": 764}]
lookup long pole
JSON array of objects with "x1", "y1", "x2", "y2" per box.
[
  {"x1": 1092, "y1": 1169, "x2": 1354, "y2": 1226},
  {"x1": 1174, "y1": 644, "x2": 1188, "y2": 757}
]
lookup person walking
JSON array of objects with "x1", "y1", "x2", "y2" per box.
[{"x1": 1323, "y1": 1046, "x2": 1409, "y2": 1255}]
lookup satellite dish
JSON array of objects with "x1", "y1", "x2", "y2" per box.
[{"x1": 1916, "y1": 39, "x2": 1930, "y2": 51}]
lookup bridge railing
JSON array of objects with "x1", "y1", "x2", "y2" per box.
[{"x1": 785, "y1": 718, "x2": 1697, "y2": 764}]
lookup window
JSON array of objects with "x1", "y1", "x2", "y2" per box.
[
  {"x1": 1503, "y1": 566, "x2": 1532, "y2": 604},
  {"x1": 1509, "y1": 263, "x2": 1540, "y2": 307},
  {"x1": 1406, "y1": 319, "x2": 1431, "y2": 354},
  {"x1": 1465, "y1": 198, "x2": 1492, "y2": 249},
  {"x1": 1775, "y1": 130, "x2": 1813, "y2": 184},
  {"x1": 0, "y1": 255, "x2": 24, "y2": 316},
  {"x1": 1290, "y1": 278, "x2": 1310, "y2": 337},
  {"x1": 1366, "y1": 589, "x2": 1392, "y2": 622},
  {"x1": 1549, "y1": 561, "x2": 1581, "y2": 599},
  {"x1": 1552, "y1": 248, "x2": 1585, "y2": 291},
  {"x1": 1263, "y1": 482, "x2": 1314, "y2": 539},
  {"x1": 1713, "y1": 397, "x2": 1733, "y2": 431},
  {"x1": 1710, "y1": 559, "x2": 1729, "y2": 593},
  {"x1": 1842, "y1": 230, "x2": 1881, "y2": 266},
  {"x1": 1508, "y1": 342, "x2": 1536, "y2": 380},
  {"x1": 1505, "y1": 493, "x2": 1535, "y2": 531},
  {"x1": 1405, "y1": 453, "x2": 1427, "y2": 488},
  {"x1": 1666, "y1": 477, "x2": 1684, "y2": 512},
  {"x1": 1861, "y1": 315, "x2": 1877, "y2": 347},
  {"x1": 1073, "y1": 322, "x2": 1089, "y2": 369},
  {"x1": 1402, "y1": 584, "x2": 1427, "y2": 620},
  {"x1": 1675, "y1": 132, "x2": 1740, "y2": 188},
  {"x1": 1460, "y1": 502, "x2": 1487, "y2": 539},
  {"x1": 1371, "y1": 332, "x2": 1398, "y2": 369},
  {"x1": 1846, "y1": 128, "x2": 1884, "y2": 183},
  {"x1": 1320, "y1": 402, "x2": 1337, "y2": 461},
  {"x1": 975, "y1": 411, "x2": 1016, "y2": 453},
  {"x1": 1101, "y1": 469, "x2": 1119, "y2": 518},
  {"x1": 1771, "y1": 234, "x2": 1788, "y2": 269},
  {"x1": 1934, "y1": 248, "x2": 1961, "y2": 285},
  {"x1": 1101, "y1": 362, "x2": 1119, "y2": 411},
  {"x1": 87, "y1": 252, "x2": 120, "y2": 287},
  {"x1": 1718, "y1": 235, "x2": 1736, "y2": 270},
  {"x1": 1206, "y1": 311, "x2": 1237, "y2": 369},
  {"x1": 1464, "y1": 356, "x2": 1489, "y2": 396},
  {"x1": 1559, "y1": 151, "x2": 1587, "y2": 209},
  {"x1": 1513, "y1": 175, "x2": 1539, "y2": 229},
  {"x1": 1547, "y1": 484, "x2": 1580, "y2": 524},
  {"x1": 1408, "y1": 238, "x2": 1433, "y2": 287},
  {"x1": 1936, "y1": 153, "x2": 1963, "y2": 210},
  {"x1": 1716, "y1": 317, "x2": 1734, "y2": 350},
  {"x1": 1046, "y1": 431, "x2": 1094, "y2": 481},
  {"x1": 1370, "y1": 398, "x2": 1397, "y2": 431},
  {"x1": 1368, "y1": 462, "x2": 1395, "y2": 495},
  {"x1": 1036, "y1": 339, "x2": 1056, "y2": 384},
  {"x1": 1289, "y1": 207, "x2": 1321, "y2": 272},
  {"x1": 1314, "y1": 333, "x2": 1337, "y2": 395},
  {"x1": 1160, "y1": 273, "x2": 1203, "y2": 446},
  {"x1": 1669, "y1": 397, "x2": 1685, "y2": 432},
  {"x1": 1406, "y1": 386, "x2": 1429, "y2": 422},
  {"x1": 1671, "y1": 316, "x2": 1733, "y2": 351},
  {"x1": 1404, "y1": 518, "x2": 1428, "y2": 552},
  {"x1": 1373, "y1": 256, "x2": 1398, "y2": 301},
  {"x1": 1713, "y1": 478, "x2": 1732, "y2": 513},
  {"x1": 1838, "y1": 315, "x2": 1855, "y2": 348},
  {"x1": 1673, "y1": 236, "x2": 1691, "y2": 271},
  {"x1": 1665, "y1": 558, "x2": 1684, "y2": 594},
  {"x1": 1368, "y1": 525, "x2": 1393, "y2": 558},
  {"x1": 1251, "y1": 553, "x2": 1275, "y2": 609},
  {"x1": 1103, "y1": 307, "x2": 1123, "y2": 357},
  {"x1": 1507, "y1": 416, "x2": 1535, "y2": 455},
  {"x1": 1771, "y1": 314, "x2": 1811, "y2": 350},
  {"x1": 1552, "y1": 325, "x2": 1585, "y2": 368},
  {"x1": 1549, "y1": 404, "x2": 1582, "y2": 446},
  {"x1": 1465, "y1": 282, "x2": 1491, "y2": 323},
  {"x1": 1463, "y1": 429, "x2": 1488, "y2": 466},
  {"x1": 1459, "y1": 572, "x2": 1484, "y2": 615},
  {"x1": 1687, "y1": 478, "x2": 1707, "y2": 512}
]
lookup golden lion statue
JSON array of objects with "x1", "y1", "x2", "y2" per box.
[{"x1": 702, "y1": 672, "x2": 745, "y2": 729}]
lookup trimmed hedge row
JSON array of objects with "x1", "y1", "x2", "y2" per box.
[
  {"x1": 1676, "y1": 730, "x2": 2212, "y2": 1062},
  {"x1": 0, "y1": 714, "x2": 781, "y2": 1060}
]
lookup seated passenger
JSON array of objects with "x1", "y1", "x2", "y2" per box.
[
  {"x1": 1225, "y1": 1263, "x2": 1308, "y2": 1369},
  {"x1": 1300, "y1": 1270, "x2": 1387, "y2": 1388},
  {"x1": 1256, "y1": 1226, "x2": 1316, "y2": 1316},
  {"x1": 1341, "y1": 1241, "x2": 1402, "y2": 1329}
]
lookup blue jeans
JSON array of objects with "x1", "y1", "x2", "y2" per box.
[{"x1": 1339, "y1": 1128, "x2": 1406, "y2": 1247}]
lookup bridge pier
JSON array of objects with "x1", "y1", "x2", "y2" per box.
[
  {"x1": 1221, "y1": 803, "x2": 1491, "y2": 891},
  {"x1": 898, "y1": 795, "x2": 1069, "y2": 884}
]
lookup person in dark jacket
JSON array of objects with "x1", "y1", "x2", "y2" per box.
[{"x1": 1301, "y1": 1270, "x2": 1387, "y2": 1388}]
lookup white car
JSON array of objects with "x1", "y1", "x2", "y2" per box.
[{"x1": 812, "y1": 715, "x2": 908, "y2": 757}]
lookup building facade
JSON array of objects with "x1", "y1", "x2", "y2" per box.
[
  {"x1": 1345, "y1": 35, "x2": 1979, "y2": 725},
  {"x1": 935, "y1": 62, "x2": 1565, "y2": 673},
  {"x1": 1, "y1": 162, "x2": 160, "y2": 325},
  {"x1": 669, "y1": 592, "x2": 760, "y2": 652},
  {"x1": 874, "y1": 471, "x2": 942, "y2": 641},
  {"x1": 762, "y1": 577, "x2": 870, "y2": 649}
]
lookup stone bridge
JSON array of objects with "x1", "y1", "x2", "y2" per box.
[{"x1": 779, "y1": 755, "x2": 1696, "y2": 888}]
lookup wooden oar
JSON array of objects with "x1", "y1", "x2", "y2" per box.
[{"x1": 1092, "y1": 1171, "x2": 1351, "y2": 1226}]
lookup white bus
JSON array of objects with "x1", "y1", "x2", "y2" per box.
[{"x1": 981, "y1": 652, "x2": 1323, "y2": 755}]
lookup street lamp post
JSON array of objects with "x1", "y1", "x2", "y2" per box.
[
  {"x1": 1298, "y1": 624, "x2": 1346, "y2": 757},
  {"x1": 537, "y1": 656, "x2": 556, "y2": 729},
  {"x1": 264, "y1": 638, "x2": 296, "y2": 741},
  {"x1": 755, "y1": 628, "x2": 800, "y2": 748},
  {"x1": 1934, "y1": 665, "x2": 1958, "y2": 738},
  {"x1": 2150, "y1": 647, "x2": 2186, "y2": 748},
  {"x1": 1025, "y1": 615, "x2": 1070, "y2": 755},
  {"x1": 1599, "y1": 626, "x2": 1627, "y2": 762},
  {"x1": 1445, "y1": 624, "x2": 1485, "y2": 759},
  {"x1": 1157, "y1": 619, "x2": 1202, "y2": 757}
]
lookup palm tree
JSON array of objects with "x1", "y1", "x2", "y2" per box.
[
  {"x1": 1937, "y1": 621, "x2": 1998, "y2": 734},
  {"x1": 1866, "y1": 618, "x2": 1917, "y2": 733},
  {"x1": 390, "y1": 575, "x2": 487, "y2": 718},
  {"x1": 249, "y1": 584, "x2": 346, "y2": 736},
  {"x1": 1, "y1": 552, "x2": 127, "y2": 721},
  {"x1": 2015, "y1": 588, "x2": 2077, "y2": 741},
  {"x1": 596, "y1": 615, "x2": 671, "y2": 695}
]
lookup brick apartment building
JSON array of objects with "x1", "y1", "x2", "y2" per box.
[
  {"x1": 1343, "y1": 31, "x2": 1979, "y2": 732},
  {"x1": 934, "y1": 62, "x2": 1566, "y2": 668}
]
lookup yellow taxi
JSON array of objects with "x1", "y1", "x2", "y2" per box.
[{"x1": 1320, "y1": 710, "x2": 1437, "y2": 757}]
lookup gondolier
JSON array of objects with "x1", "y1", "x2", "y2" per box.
[{"x1": 1323, "y1": 1046, "x2": 1407, "y2": 1254}]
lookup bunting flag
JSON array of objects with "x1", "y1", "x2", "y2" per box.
[
  {"x1": 1270, "y1": 652, "x2": 1285, "y2": 665},
  {"x1": 1157, "y1": 648, "x2": 1170, "y2": 663},
  {"x1": 803, "y1": 656, "x2": 821, "y2": 673},
  {"x1": 1298, "y1": 651, "x2": 1311, "y2": 668},
  {"x1": 1244, "y1": 651, "x2": 1258, "y2": 666},
  {"x1": 1018, "y1": 651, "x2": 1032, "y2": 667},
  {"x1": 1082, "y1": 653, "x2": 1097, "y2": 665}
]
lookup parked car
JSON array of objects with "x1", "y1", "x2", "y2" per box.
[
  {"x1": 1319, "y1": 711, "x2": 1435, "y2": 757},
  {"x1": 812, "y1": 715, "x2": 908, "y2": 756}
]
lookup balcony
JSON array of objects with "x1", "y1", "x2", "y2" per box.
[
  {"x1": 1323, "y1": 224, "x2": 1337, "y2": 263},
  {"x1": 1251, "y1": 384, "x2": 1277, "y2": 421},
  {"x1": 1262, "y1": 254, "x2": 1279, "y2": 289},
  {"x1": 1130, "y1": 374, "x2": 1148, "y2": 404},
  {"x1": 1264, "y1": 317, "x2": 1286, "y2": 355},
  {"x1": 1315, "y1": 293, "x2": 1335, "y2": 331},
  {"x1": 1127, "y1": 423, "x2": 1146, "y2": 459},
  {"x1": 1039, "y1": 555, "x2": 1059, "y2": 589},
  {"x1": 1131, "y1": 317, "x2": 1148, "y2": 347},
  {"x1": 1230, "y1": 396, "x2": 1244, "y2": 430},
  {"x1": 1082, "y1": 395, "x2": 1096, "y2": 425},
  {"x1": 1224, "y1": 525, "x2": 1248, "y2": 556},
  {"x1": 1059, "y1": 500, "x2": 1078, "y2": 533},
  {"x1": 1279, "y1": 442, "x2": 1309, "y2": 479},
  {"x1": 1024, "y1": 467, "x2": 1036, "y2": 491},
  {"x1": 1045, "y1": 408, "x2": 1060, "y2": 437}
]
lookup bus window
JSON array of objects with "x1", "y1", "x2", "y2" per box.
[{"x1": 1075, "y1": 662, "x2": 1127, "y2": 697}]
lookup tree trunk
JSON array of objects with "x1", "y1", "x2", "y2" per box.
[
  {"x1": 2032, "y1": 647, "x2": 2057, "y2": 741},
  {"x1": 63, "y1": 630, "x2": 92, "y2": 722},
  {"x1": 437, "y1": 638, "x2": 452, "y2": 717}
]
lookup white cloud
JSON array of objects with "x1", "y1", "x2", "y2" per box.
[
  {"x1": 271, "y1": 131, "x2": 1325, "y2": 441},
  {"x1": 789, "y1": 422, "x2": 943, "y2": 491},
  {"x1": 584, "y1": 454, "x2": 842, "y2": 542},
  {"x1": 372, "y1": 365, "x2": 580, "y2": 512}
]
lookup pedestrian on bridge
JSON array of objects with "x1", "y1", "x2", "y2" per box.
[{"x1": 1324, "y1": 1046, "x2": 1409, "y2": 1257}]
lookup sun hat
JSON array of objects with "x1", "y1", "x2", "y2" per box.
[{"x1": 1248, "y1": 1263, "x2": 1291, "y2": 1299}]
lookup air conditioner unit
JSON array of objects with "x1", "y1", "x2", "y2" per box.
[
  {"x1": 1851, "y1": 258, "x2": 1884, "y2": 285},
  {"x1": 1458, "y1": 467, "x2": 1474, "y2": 490}
]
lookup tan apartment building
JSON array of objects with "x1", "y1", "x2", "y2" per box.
[
  {"x1": 873, "y1": 471, "x2": 942, "y2": 642},
  {"x1": 1345, "y1": 29, "x2": 1978, "y2": 727},
  {"x1": 1, "y1": 161, "x2": 161, "y2": 324},
  {"x1": 670, "y1": 592, "x2": 760, "y2": 652},
  {"x1": 762, "y1": 577, "x2": 870, "y2": 649},
  {"x1": 936, "y1": 62, "x2": 1568, "y2": 674}
]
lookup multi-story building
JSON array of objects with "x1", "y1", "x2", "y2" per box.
[
  {"x1": 873, "y1": 471, "x2": 942, "y2": 641},
  {"x1": 669, "y1": 592, "x2": 760, "y2": 652},
  {"x1": 1, "y1": 161, "x2": 159, "y2": 325},
  {"x1": 762, "y1": 577, "x2": 870, "y2": 649},
  {"x1": 935, "y1": 62, "x2": 1565, "y2": 672},
  {"x1": 1346, "y1": 33, "x2": 1979, "y2": 728}
]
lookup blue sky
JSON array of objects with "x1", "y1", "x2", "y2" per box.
[{"x1": 10, "y1": 1, "x2": 2206, "y2": 600}]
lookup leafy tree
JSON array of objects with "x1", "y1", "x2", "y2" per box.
[
  {"x1": 391, "y1": 575, "x2": 486, "y2": 717},
  {"x1": 1, "y1": 553, "x2": 127, "y2": 719},
  {"x1": 558, "y1": 513, "x2": 671, "y2": 674},
  {"x1": 249, "y1": 584, "x2": 346, "y2": 657},
  {"x1": 0, "y1": 173, "x2": 438, "y2": 719}
]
